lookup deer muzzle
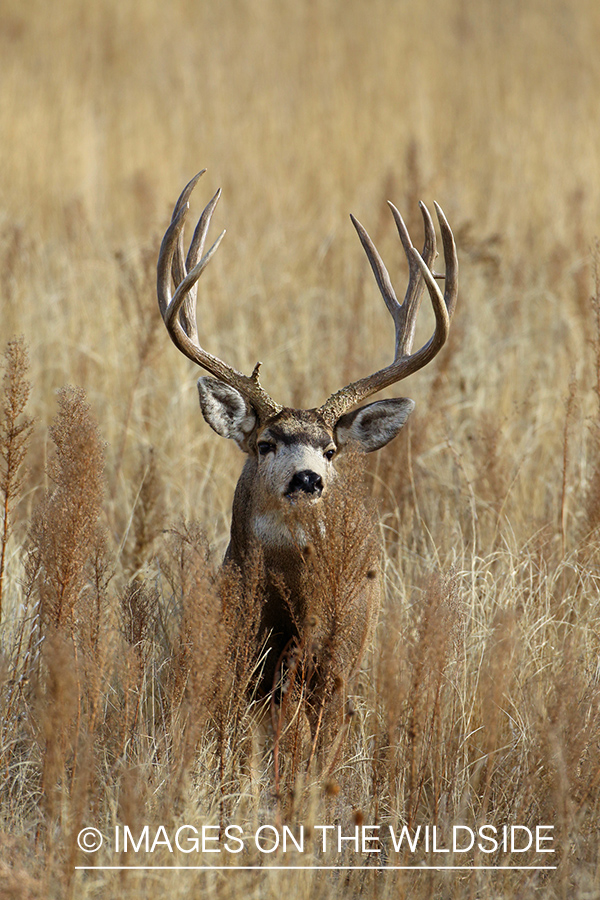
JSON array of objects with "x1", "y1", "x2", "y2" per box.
[{"x1": 286, "y1": 469, "x2": 324, "y2": 497}]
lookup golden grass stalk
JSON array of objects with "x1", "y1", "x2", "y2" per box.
[{"x1": 0, "y1": 337, "x2": 33, "y2": 624}]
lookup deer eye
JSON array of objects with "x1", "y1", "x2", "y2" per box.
[
  {"x1": 324, "y1": 447, "x2": 336, "y2": 461},
  {"x1": 257, "y1": 441, "x2": 275, "y2": 456}
]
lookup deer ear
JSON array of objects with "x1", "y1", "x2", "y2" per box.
[
  {"x1": 197, "y1": 377, "x2": 258, "y2": 451},
  {"x1": 335, "y1": 398, "x2": 415, "y2": 453}
]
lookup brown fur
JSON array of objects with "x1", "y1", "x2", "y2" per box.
[
  {"x1": 225, "y1": 416, "x2": 380, "y2": 733},
  {"x1": 191, "y1": 382, "x2": 413, "y2": 748}
]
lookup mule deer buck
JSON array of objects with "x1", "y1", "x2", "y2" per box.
[{"x1": 157, "y1": 171, "x2": 457, "y2": 747}]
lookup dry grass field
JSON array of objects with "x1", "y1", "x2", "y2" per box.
[{"x1": 2, "y1": 0, "x2": 600, "y2": 896}]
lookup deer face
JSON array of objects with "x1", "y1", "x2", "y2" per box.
[
  {"x1": 252, "y1": 412, "x2": 336, "y2": 501},
  {"x1": 197, "y1": 377, "x2": 415, "y2": 505}
]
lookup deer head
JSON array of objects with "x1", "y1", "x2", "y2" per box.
[{"x1": 157, "y1": 171, "x2": 457, "y2": 549}]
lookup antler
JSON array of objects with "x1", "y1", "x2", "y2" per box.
[
  {"x1": 157, "y1": 171, "x2": 282, "y2": 421},
  {"x1": 318, "y1": 201, "x2": 458, "y2": 426},
  {"x1": 158, "y1": 173, "x2": 457, "y2": 428}
]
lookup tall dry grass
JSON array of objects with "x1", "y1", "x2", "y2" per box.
[{"x1": 1, "y1": 0, "x2": 600, "y2": 896}]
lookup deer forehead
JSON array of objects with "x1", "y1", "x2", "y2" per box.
[{"x1": 256, "y1": 412, "x2": 335, "y2": 451}]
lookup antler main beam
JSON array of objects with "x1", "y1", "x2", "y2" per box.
[
  {"x1": 317, "y1": 201, "x2": 458, "y2": 426},
  {"x1": 157, "y1": 171, "x2": 282, "y2": 421}
]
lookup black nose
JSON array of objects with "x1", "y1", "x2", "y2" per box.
[{"x1": 287, "y1": 470, "x2": 323, "y2": 496}]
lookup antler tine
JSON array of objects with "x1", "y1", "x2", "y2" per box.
[
  {"x1": 157, "y1": 201, "x2": 186, "y2": 320},
  {"x1": 318, "y1": 201, "x2": 457, "y2": 426},
  {"x1": 406, "y1": 203, "x2": 457, "y2": 356},
  {"x1": 178, "y1": 187, "x2": 222, "y2": 342},
  {"x1": 160, "y1": 171, "x2": 222, "y2": 334},
  {"x1": 348, "y1": 202, "x2": 437, "y2": 362},
  {"x1": 157, "y1": 172, "x2": 282, "y2": 421},
  {"x1": 163, "y1": 220, "x2": 226, "y2": 335},
  {"x1": 171, "y1": 169, "x2": 206, "y2": 292},
  {"x1": 433, "y1": 201, "x2": 458, "y2": 319},
  {"x1": 388, "y1": 201, "x2": 437, "y2": 356},
  {"x1": 349, "y1": 213, "x2": 400, "y2": 320}
]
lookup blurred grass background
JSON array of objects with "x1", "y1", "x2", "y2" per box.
[
  {"x1": 2, "y1": 0, "x2": 599, "y2": 540},
  {"x1": 1, "y1": 3, "x2": 597, "y2": 428},
  {"x1": 1, "y1": 0, "x2": 600, "y2": 896}
]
